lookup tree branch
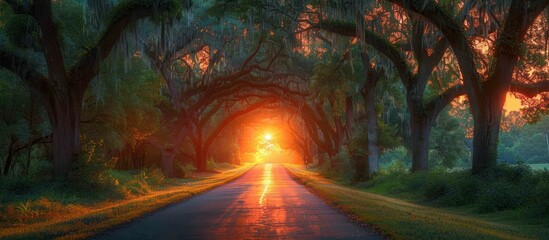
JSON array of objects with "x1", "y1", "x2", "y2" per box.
[
  {"x1": 386, "y1": 0, "x2": 483, "y2": 106},
  {"x1": 510, "y1": 80, "x2": 549, "y2": 98},
  {"x1": 69, "y1": 0, "x2": 181, "y2": 92},
  {"x1": 319, "y1": 18, "x2": 412, "y2": 85},
  {"x1": 426, "y1": 84, "x2": 466, "y2": 119}
]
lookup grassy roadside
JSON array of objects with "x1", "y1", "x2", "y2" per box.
[
  {"x1": 284, "y1": 164, "x2": 548, "y2": 240},
  {"x1": 0, "y1": 164, "x2": 255, "y2": 240}
]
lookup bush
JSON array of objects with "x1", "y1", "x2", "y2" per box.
[
  {"x1": 143, "y1": 167, "x2": 167, "y2": 186},
  {"x1": 28, "y1": 159, "x2": 53, "y2": 178},
  {"x1": 66, "y1": 158, "x2": 122, "y2": 198},
  {"x1": 174, "y1": 162, "x2": 196, "y2": 179},
  {"x1": 0, "y1": 177, "x2": 35, "y2": 195},
  {"x1": 480, "y1": 163, "x2": 533, "y2": 183},
  {"x1": 528, "y1": 172, "x2": 549, "y2": 217},
  {"x1": 319, "y1": 151, "x2": 353, "y2": 182},
  {"x1": 366, "y1": 163, "x2": 547, "y2": 215},
  {"x1": 319, "y1": 161, "x2": 338, "y2": 179},
  {"x1": 476, "y1": 180, "x2": 527, "y2": 213},
  {"x1": 66, "y1": 140, "x2": 123, "y2": 198},
  {"x1": 66, "y1": 140, "x2": 167, "y2": 199},
  {"x1": 422, "y1": 173, "x2": 448, "y2": 200},
  {"x1": 207, "y1": 157, "x2": 216, "y2": 171},
  {"x1": 440, "y1": 174, "x2": 480, "y2": 206}
]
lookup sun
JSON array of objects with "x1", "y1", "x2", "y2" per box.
[{"x1": 264, "y1": 133, "x2": 273, "y2": 141}]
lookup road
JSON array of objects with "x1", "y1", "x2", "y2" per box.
[{"x1": 93, "y1": 163, "x2": 383, "y2": 239}]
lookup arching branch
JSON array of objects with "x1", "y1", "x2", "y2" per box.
[
  {"x1": 69, "y1": 0, "x2": 182, "y2": 92},
  {"x1": 510, "y1": 81, "x2": 549, "y2": 98}
]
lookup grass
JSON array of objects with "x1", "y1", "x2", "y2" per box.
[
  {"x1": 283, "y1": 164, "x2": 549, "y2": 240},
  {"x1": 0, "y1": 163, "x2": 255, "y2": 240}
]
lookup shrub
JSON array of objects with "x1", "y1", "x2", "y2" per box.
[
  {"x1": 122, "y1": 179, "x2": 151, "y2": 196},
  {"x1": 480, "y1": 163, "x2": 532, "y2": 183},
  {"x1": 476, "y1": 180, "x2": 528, "y2": 213},
  {"x1": 422, "y1": 173, "x2": 448, "y2": 200},
  {"x1": 207, "y1": 157, "x2": 216, "y2": 171},
  {"x1": 368, "y1": 163, "x2": 541, "y2": 212},
  {"x1": 320, "y1": 151, "x2": 353, "y2": 182},
  {"x1": 144, "y1": 167, "x2": 166, "y2": 186},
  {"x1": 319, "y1": 161, "x2": 338, "y2": 180},
  {"x1": 0, "y1": 177, "x2": 35, "y2": 195},
  {"x1": 28, "y1": 159, "x2": 53, "y2": 178},
  {"x1": 384, "y1": 159, "x2": 408, "y2": 174},
  {"x1": 66, "y1": 158, "x2": 120, "y2": 198},
  {"x1": 440, "y1": 173, "x2": 480, "y2": 206},
  {"x1": 528, "y1": 172, "x2": 549, "y2": 217},
  {"x1": 174, "y1": 162, "x2": 196, "y2": 179}
]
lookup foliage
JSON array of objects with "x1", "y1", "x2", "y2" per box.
[
  {"x1": 498, "y1": 115, "x2": 549, "y2": 164},
  {"x1": 310, "y1": 53, "x2": 359, "y2": 117},
  {"x1": 175, "y1": 161, "x2": 196, "y2": 178},
  {"x1": 366, "y1": 163, "x2": 549, "y2": 217},
  {"x1": 429, "y1": 111, "x2": 468, "y2": 169},
  {"x1": 4, "y1": 14, "x2": 40, "y2": 49},
  {"x1": 379, "y1": 146, "x2": 410, "y2": 169},
  {"x1": 319, "y1": 150, "x2": 353, "y2": 183},
  {"x1": 82, "y1": 58, "x2": 162, "y2": 154},
  {"x1": 377, "y1": 120, "x2": 401, "y2": 151}
]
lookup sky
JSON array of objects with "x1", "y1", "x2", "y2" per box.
[{"x1": 505, "y1": 93, "x2": 523, "y2": 112}]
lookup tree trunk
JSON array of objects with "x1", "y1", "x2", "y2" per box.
[
  {"x1": 161, "y1": 148, "x2": 175, "y2": 177},
  {"x1": 3, "y1": 136, "x2": 18, "y2": 176},
  {"x1": 196, "y1": 151, "x2": 207, "y2": 172},
  {"x1": 410, "y1": 113, "x2": 432, "y2": 172},
  {"x1": 47, "y1": 91, "x2": 82, "y2": 177},
  {"x1": 352, "y1": 154, "x2": 369, "y2": 182},
  {"x1": 362, "y1": 87, "x2": 379, "y2": 174},
  {"x1": 471, "y1": 97, "x2": 504, "y2": 174}
]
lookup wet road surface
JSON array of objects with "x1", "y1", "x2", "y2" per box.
[{"x1": 94, "y1": 164, "x2": 383, "y2": 239}]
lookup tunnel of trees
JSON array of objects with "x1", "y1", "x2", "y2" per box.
[{"x1": 0, "y1": 0, "x2": 548, "y2": 188}]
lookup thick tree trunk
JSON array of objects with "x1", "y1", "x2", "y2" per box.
[
  {"x1": 196, "y1": 151, "x2": 207, "y2": 172},
  {"x1": 160, "y1": 148, "x2": 175, "y2": 177},
  {"x1": 410, "y1": 113, "x2": 432, "y2": 172},
  {"x1": 47, "y1": 91, "x2": 82, "y2": 177},
  {"x1": 362, "y1": 88, "x2": 379, "y2": 174},
  {"x1": 471, "y1": 97, "x2": 504, "y2": 174}
]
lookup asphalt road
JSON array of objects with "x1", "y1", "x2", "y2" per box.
[{"x1": 93, "y1": 163, "x2": 383, "y2": 239}]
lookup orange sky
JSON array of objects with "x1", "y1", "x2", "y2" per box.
[{"x1": 505, "y1": 93, "x2": 523, "y2": 112}]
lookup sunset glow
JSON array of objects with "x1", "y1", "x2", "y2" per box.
[
  {"x1": 505, "y1": 93, "x2": 523, "y2": 112},
  {"x1": 4, "y1": 1, "x2": 548, "y2": 239}
]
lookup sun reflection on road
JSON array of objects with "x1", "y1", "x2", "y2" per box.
[{"x1": 259, "y1": 164, "x2": 272, "y2": 206}]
